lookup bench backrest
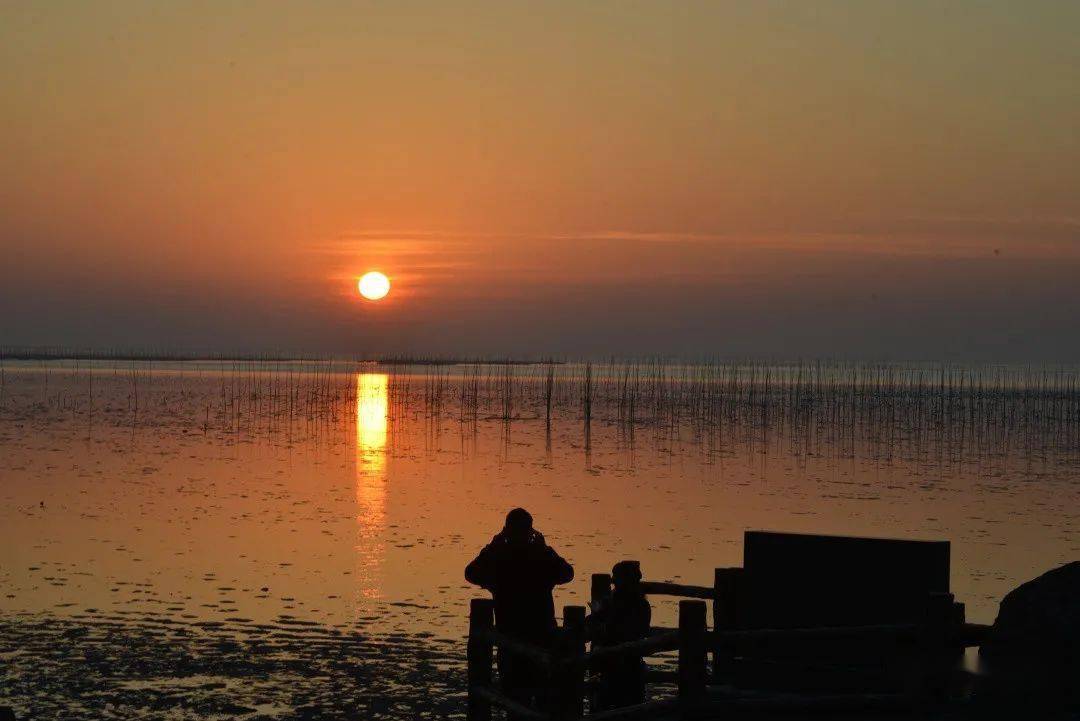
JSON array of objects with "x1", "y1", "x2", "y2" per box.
[{"x1": 740, "y1": 530, "x2": 950, "y2": 628}]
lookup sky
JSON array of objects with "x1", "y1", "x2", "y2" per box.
[{"x1": 2, "y1": 1, "x2": 1079, "y2": 360}]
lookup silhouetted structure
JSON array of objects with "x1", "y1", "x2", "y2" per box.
[
  {"x1": 588, "y1": 560, "x2": 652, "y2": 710},
  {"x1": 467, "y1": 531, "x2": 993, "y2": 720},
  {"x1": 465, "y1": 508, "x2": 574, "y2": 715}
]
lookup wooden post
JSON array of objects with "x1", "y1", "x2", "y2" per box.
[
  {"x1": 678, "y1": 600, "x2": 707, "y2": 705},
  {"x1": 920, "y1": 591, "x2": 957, "y2": 701},
  {"x1": 924, "y1": 591, "x2": 955, "y2": 639},
  {"x1": 591, "y1": 573, "x2": 612, "y2": 607},
  {"x1": 712, "y1": 567, "x2": 740, "y2": 681},
  {"x1": 558, "y1": 605, "x2": 587, "y2": 719},
  {"x1": 949, "y1": 599, "x2": 966, "y2": 628},
  {"x1": 468, "y1": 598, "x2": 495, "y2": 721},
  {"x1": 712, "y1": 567, "x2": 740, "y2": 629},
  {"x1": 587, "y1": 574, "x2": 610, "y2": 713}
]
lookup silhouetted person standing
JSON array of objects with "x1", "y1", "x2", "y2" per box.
[
  {"x1": 588, "y1": 560, "x2": 652, "y2": 709},
  {"x1": 465, "y1": 508, "x2": 574, "y2": 714}
]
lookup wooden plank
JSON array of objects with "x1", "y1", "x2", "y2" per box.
[
  {"x1": 642, "y1": 669, "x2": 678, "y2": 684},
  {"x1": 711, "y1": 623, "x2": 920, "y2": 645},
  {"x1": 957, "y1": 622, "x2": 991, "y2": 646},
  {"x1": 639, "y1": 581, "x2": 714, "y2": 599},
  {"x1": 470, "y1": 686, "x2": 551, "y2": 721},
  {"x1": 583, "y1": 631, "x2": 680, "y2": 666},
  {"x1": 479, "y1": 628, "x2": 554, "y2": 668},
  {"x1": 584, "y1": 698, "x2": 679, "y2": 720},
  {"x1": 703, "y1": 686, "x2": 915, "y2": 712}
]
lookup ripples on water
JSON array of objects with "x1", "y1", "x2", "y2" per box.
[{"x1": 1, "y1": 360, "x2": 1077, "y2": 718}]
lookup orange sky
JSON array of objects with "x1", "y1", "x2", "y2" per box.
[{"x1": 2, "y1": 1, "x2": 1079, "y2": 358}]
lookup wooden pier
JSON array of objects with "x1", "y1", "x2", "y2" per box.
[{"x1": 467, "y1": 531, "x2": 992, "y2": 720}]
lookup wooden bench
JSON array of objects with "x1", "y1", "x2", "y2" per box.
[
  {"x1": 594, "y1": 531, "x2": 971, "y2": 698},
  {"x1": 716, "y1": 531, "x2": 963, "y2": 695}
]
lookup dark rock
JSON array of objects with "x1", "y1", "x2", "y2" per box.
[
  {"x1": 981, "y1": 561, "x2": 1080, "y2": 661},
  {"x1": 976, "y1": 561, "x2": 1080, "y2": 715}
]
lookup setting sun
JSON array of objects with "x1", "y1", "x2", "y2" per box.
[{"x1": 358, "y1": 271, "x2": 390, "y2": 301}]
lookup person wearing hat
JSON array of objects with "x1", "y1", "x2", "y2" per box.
[
  {"x1": 465, "y1": 508, "x2": 575, "y2": 715},
  {"x1": 588, "y1": 560, "x2": 652, "y2": 710}
]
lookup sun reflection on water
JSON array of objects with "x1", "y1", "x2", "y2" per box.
[{"x1": 355, "y1": 372, "x2": 389, "y2": 599}]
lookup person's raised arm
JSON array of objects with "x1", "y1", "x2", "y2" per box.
[
  {"x1": 465, "y1": 545, "x2": 497, "y2": 590},
  {"x1": 544, "y1": 545, "x2": 574, "y2": 586}
]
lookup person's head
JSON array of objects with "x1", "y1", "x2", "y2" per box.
[
  {"x1": 502, "y1": 507, "x2": 534, "y2": 543},
  {"x1": 612, "y1": 560, "x2": 642, "y2": 591}
]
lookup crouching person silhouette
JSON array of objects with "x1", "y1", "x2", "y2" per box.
[
  {"x1": 465, "y1": 508, "x2": 575, "y2": 716},
  {"x1": 588, "y1": 560, "x2": 652, "y2": 710}
]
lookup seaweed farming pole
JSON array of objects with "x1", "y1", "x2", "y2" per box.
[
  {"x1": 583, "y1": 362, "x2": 593, "y2": 451},
  {"x1": 544, "y1": 362, "x2": 555, "y2": 428}
]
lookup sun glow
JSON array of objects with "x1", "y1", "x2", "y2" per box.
[{"x1": 358, "y1": 271, "x2": 390, "y2": 301}]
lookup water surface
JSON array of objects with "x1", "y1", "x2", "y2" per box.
[{"x1": 1, "y1": 361, "x2": 1077, "y2": 718}]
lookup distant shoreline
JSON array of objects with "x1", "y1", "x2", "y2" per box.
[{"x1": 0, "y1": 349, "x2": 563, "y2": 366}]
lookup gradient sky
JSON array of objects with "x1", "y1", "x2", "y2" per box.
[{"x1": 2, "y1": 1, "x2": 1079, "y2": 359}]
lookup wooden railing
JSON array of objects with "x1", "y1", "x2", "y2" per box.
[
  {"x1": 467, "y1": 567, "x2": 992, "y2": 720},
  {"x1": 468, "y1": 598, "x2": 706, "y2": 721}
]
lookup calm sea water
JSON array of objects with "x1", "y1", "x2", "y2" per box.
[{"x1": 1, "y1": 361, "x2": 1077, "y2": 719}]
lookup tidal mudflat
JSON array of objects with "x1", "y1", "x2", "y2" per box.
[{"x1": 2, "y1": 360, "x2": 1077, "y2": 718}]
